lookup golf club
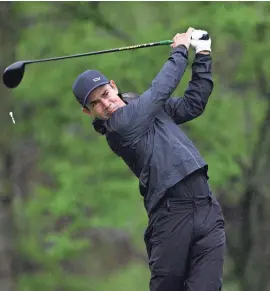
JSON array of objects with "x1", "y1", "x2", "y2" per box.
[
  {"x1": 3, "y1": 40, "x2": 173, "y2": 89},
  {"x1": 3, "y1": 32, "x2": 209, "y2": 89}
]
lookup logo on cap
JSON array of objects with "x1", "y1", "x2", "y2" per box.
[{"x1": 93, "y1": 77, "x2": 100, "y2": 82}]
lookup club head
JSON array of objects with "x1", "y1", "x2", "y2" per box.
[{"x1": 3, "y1": 61, "x2": 26, "y2": 88}]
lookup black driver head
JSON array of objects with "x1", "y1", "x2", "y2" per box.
[{"x1": 3, "y1": 61, "x2": 26, "y2": 88}]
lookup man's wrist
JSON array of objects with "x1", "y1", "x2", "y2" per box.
[
  {"x1": 176, "y1": 44, "x2": 188, "y2": 50},
  {"x1": 171, "y1": 44, "x2": 188, "y2": 58},
  {"x1": 196, "y1": 50, "x2": 210, "y2": 55}
]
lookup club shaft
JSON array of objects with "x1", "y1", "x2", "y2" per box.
[{"x1": 26, "y1": 40, "x2": 173, "y2": 65}]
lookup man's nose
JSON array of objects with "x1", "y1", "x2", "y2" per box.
[{"x1": 101, "y1": 99, "x2": 111, "y2": 108}]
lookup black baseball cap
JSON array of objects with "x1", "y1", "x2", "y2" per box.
[{"x1": 72, "y1": 70, "x2": 110, "y2": 107}]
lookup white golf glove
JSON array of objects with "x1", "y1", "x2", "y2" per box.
[{"x1": 191, "y1": 30, "x2": 211, "y2": 54}]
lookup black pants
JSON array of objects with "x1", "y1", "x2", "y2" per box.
[{"x1": 144, "y1": 170, "x2": 226, "y2": 291}]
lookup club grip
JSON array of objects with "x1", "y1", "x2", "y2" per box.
[{"x1": 159, "y1": 40, "x2": 173, "y2": 45}]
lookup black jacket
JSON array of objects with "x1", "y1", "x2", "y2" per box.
[{"x1": 93, "y1": 45, "x2": 213, "y2": 215}]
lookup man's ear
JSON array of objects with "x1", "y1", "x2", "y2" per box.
[
  {"x1": 82, "y1": 107, "x2": 92, "y2": 116},
  {"x1": 109, "y1": 80, "x2": 119, "y2": 94}
]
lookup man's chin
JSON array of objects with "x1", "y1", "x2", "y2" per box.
[{"x1": 96, "y1": 108, "x2": 118, "y2": 120}]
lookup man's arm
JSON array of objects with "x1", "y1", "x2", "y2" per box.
[
  {"x1": 106, "y1": 28, "x2": 194, "y2": 137},
  {"x1": 164, "y1": 52, "x2": 213, "y2": 124}
]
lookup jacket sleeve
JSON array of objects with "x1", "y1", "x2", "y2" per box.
[
  {"x1": 164, "y1": 53, "x2": 213, "y2": 125},
  {"x1": 106, "y1": 46, "x2": 189, "y2": 138}
]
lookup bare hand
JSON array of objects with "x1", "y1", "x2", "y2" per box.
[{"x1": 170, "y1": 27, "x2": 195, "y2": 50}]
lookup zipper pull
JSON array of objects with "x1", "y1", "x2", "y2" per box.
[{"x1": 167, "y1": 199, "x2": 170, "y2": 212}]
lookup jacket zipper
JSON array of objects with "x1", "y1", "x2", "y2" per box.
[{"x1": 169, "y1": 131, "x2": 200, "y2": 167}]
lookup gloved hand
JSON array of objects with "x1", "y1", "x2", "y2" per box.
[{"x1": 191, "y1": 30, "x2": 211, "y2": 54}]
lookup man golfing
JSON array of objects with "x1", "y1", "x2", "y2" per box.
[{"x1": 72, "y1": 27, "x2": 225, "y2": 291}]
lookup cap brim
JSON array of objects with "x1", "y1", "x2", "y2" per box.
[{"x1": 82, "y1": 81, "x2": 110, "y2": 107}]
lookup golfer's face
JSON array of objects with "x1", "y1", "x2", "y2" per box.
[{"x1": 86, "y1": 82, "x2": 125, "y2": 120}]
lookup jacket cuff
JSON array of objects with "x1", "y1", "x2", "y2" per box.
[
  {"x1": 170, "y1": 45, "x2": 188, "y2": 58},
  {"x1": 194, "y1": 52, "x2": 212, "y2": 62}
]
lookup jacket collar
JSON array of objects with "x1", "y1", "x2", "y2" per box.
[{"x1": 92, "y1": 118, "x2": 107, "y2": 135}]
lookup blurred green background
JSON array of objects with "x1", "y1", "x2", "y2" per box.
[{"x1": 1, "y1": 1, "x2": 270, "y2": 291}]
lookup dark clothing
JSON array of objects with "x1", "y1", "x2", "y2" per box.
[
  {"x1": 93, "y1": 46, "x2": 213, "y2": 215},
  {"x1": 92, "y1": 46, "x2": 224, "y2": 290},
  {"x1": 144, "y1": 170, "x2": 226, "y2": 291}
]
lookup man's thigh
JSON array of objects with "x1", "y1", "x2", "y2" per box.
[
  {"x1": 144, "y1": 205, "x2": 194, "y2": 291},
  {"x1": 185, "y1": 199, "x2": 226, "y2": 291}
]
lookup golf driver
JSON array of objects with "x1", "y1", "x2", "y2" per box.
[
  {"x1": 3, "y1": 32, "x2": 209, "y2": 89},
  {"x1": 3, "y1": 40, "x2": 173, "y2": 89}
]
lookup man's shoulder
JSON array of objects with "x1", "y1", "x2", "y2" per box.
[{"x1": 121, "y1": 92, "x2": 140, "y2": 104}]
